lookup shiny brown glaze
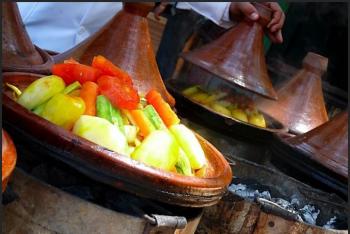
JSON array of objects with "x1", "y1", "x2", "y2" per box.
[
  {"x1": 2, "y1": 130, "x2": 17, "y2": 193},
  {"x1": 286, "y1": 112, "x2": 348, "y2": 179},
  {"x1": 181, "y1": 3, "x2": 277, "y2": 100},
  {"x1": 2, "y1": 2, "x2": 54, "y2": 74},
  {"x1": 53, "y1": 3, "x2": 175, "y2": 106},
  {"x1": 257, "y1": 52, "x2": 329, "y2": 135},
  {"x1": 2, "y1": 72, "x2": 232, "y2": 207}
]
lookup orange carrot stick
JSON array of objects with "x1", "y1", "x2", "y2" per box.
[
  {"x1": 79, "y1": 81, "x2": 98, "y2": 116},
  {"x1": 145, "y1": 90, "x2": 180, "y2": 127},
  {"x1": 129, "y1": 109, "x2": 155, "y2": 137}
]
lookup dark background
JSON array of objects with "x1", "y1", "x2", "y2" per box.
[{"x1": 267, "y1": 2, "x2": 348, "y2": 92}]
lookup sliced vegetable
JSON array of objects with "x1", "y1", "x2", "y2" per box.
[
  {"x1": 190, "y1": 92, "x2": 210, "y2": 104},
  {"x1": 52, "y1": 63, "x2": 101, "y2": 85},
  {"x1": 73, "y1": 115, "x2": 128, "y2": 155},
  {"x1": 211, "y1": 103, "x2": 231, "y2": 116},
  {"x1": 248, "y1": 113, "x2": 266, "y2": 128},
  {"x1": 79, "y1": 81, "x2": 98, "y2": 116},
  {"x1": 41, "y1": 93, "x2": 85, "y2": 130},
  {"x1": 17, "y1": 75, "x2": 65, "y2": 110},
  {"x1": 146, "y1": 90, "x2": 180, "y2": 127},
  {"x1": 231, "y1": 108, "x2": 248, "y2": 122},
  {"x1": 32, "y1": 101, "x2": 47, "y2": 116},
  {"x1": 143, "y1": 105, "x2": 166, "y2": 130},
  {"x1": 175, "y1": 149, "x2": 193, "y2": 176},
  {"x1": 63, "y1": 81, "x2": 81, "y2": 94},
  {"x1": 169, "y1": 124, "x2": 206, "y2": 170},
  {"x1": 69, "y1": 89, "x2": 81, "y2": 97},
  {"x1": 96, "y1": 95, "x2": 124, "y2": 131},
  {"x1": 124, "y1": 125, "x2": 138, "y2": 144},
  {"x1": 131, "y1": 130, "x2": 179, "y2": 171},
  {"x1": 92, "y1": 55, "x2": 133, "y2": 85},
  {"x1": 129, "y1": 109, "x2": 156, "y2": 137},
  {"x1": 182, "y1": 85, "x2": 200, "y2": 96},
  {"x1": 97, "y1": 75, "x2": 140, "y2": 110}
]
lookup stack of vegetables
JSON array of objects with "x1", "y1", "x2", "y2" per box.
[
  {"x1": 182, "y1": 85, "x2": 267, "y2": 128},
  {"x1": 8, "y1": 56, "x2": 207, "y2": 177}
]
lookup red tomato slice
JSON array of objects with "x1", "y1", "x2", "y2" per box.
[
  {"x1": 97, "y1": 75, "x2": 140, "y2": 110},
  {"x1": 52, "y1": 63, "x2": 101, "y2": 85},
  {"x1": 92, "y1": 55, "x2": 133, "y2": 86}
]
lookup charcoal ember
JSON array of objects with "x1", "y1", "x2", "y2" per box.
[
  {"x1": 323, "y1": 216, "x2": 337, "y2": 229},
  {"x1": 299, "y1": 205, "x2": 320, "y2": 225},
  {"x1": 271, "y1": 198, "x2": 291, "y2": 209},
  {"x1": 228, "y1": 182, "x2": 326, "y2": 226},
  {"x1": 228, "y1": 183, "x2": 271, "y2": 201}
]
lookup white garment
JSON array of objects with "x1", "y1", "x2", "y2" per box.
[{"x1": 18, "y1": 2, "x2": 233, "y2": 53}]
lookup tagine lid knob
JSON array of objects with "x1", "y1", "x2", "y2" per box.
[{"x1": 302, "y1": 52, "x2": 329, "y2": 76}]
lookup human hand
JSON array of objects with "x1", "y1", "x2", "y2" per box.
[
  {"x1": 153, "y1": 2, "x2": 169, "y2": 20},
  {"x1": 229, "y1": 2, "x2": 285, "y2": 43}
]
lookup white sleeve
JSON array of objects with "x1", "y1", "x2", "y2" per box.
[{"x1": 182, "y1": 2, "x2": 236, "y2": 29}]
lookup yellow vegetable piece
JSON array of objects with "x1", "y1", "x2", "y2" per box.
[
  {"x1": 211, "y1": 103, "x2": 231, "y2": 116},
  {"x1": 190, "y1": 92, "x2": 210, "y2": 104},
  {"x1": 231, "y1": 108, "x2": 248, "y2": 122},
  {"x1": 248, "y1": 113, "x2": 266, "y2": 128}
]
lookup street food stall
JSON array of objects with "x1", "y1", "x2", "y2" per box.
[{"x1": 2, "y1": 2, "x2": 348, "y2": 234}]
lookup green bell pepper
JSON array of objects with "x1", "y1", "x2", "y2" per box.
[{"x1": 17, "y1": 75, "x2": 65, "y2": 110}]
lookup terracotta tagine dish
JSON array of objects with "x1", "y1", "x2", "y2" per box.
[
  {"x1": 180, "y1": 3, "x2": 277, "y2": 100},
  {"x1": 270, "y1": 111, "x2": 348, "y2": 198},
  {"x1": 256, "y1": 52, "x2": 329, "y2": 135},
  {"x1": 3, "y1": 3, "x2": 232, "y2": 206},
  {"x1": 2, "y1": 2, "x2": 54, "y2": 74},
  {"x1": 2, "y1": 129, "x2": 17, "y2": 193}
]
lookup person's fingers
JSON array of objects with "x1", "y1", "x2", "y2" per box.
[
  {"x1": 230, "y1": 2, "x2": 259, "y2": 22},
  {"x1": 266, "y1": 3, "x2": 285, "y2": 31},
  {"x1": 267, "y1": 30, "x2": 283, "y2": 44},
  {"x1": 270, "y1": 13, "x2": 285, "y2": 33},
  {"x1": 267, "y1": 10, "x2": 282, "y2": 29},
  {"x1": 238, "y1": 2, "x2": 259, "y2": 21},
  {"x1": 153, "y1": 2, "x2": 168, "y2": 20}
]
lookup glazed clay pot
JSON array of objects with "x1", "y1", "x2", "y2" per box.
[
  {"x1": 286, "y1": 111, "x2": 348, "y2": 179},
  {"x1": 257, "y1": 52, "x2": 329, "y2": 135},
  {"x1": 2, "y1": 2, "x2": 54, "y2": 74},
  {"x1": 2, "y1": 129, "x2": 17, "y2": 193},
  {"x1": 181, "y1": 3, "x2": 277, "y2": 100},
  {"x1": 53, "y1": 2, "x2": 175, "y2": 106}
]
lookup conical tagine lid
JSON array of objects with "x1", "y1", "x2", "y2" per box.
[
  {"x1": 256, "y1": 52, "x2": 329, "y2": 134},
  {"x1": 181, "y1": 3, "x2": 277, "y2": 100},
  {"x1": 2, "y1": 2, "x2": 53, "y2": 74},
  {"x1": 287, "y1": 111, "x2": 348, "y2": 179},
  {"x1": 61, "y1": 2, "x2": 175, "y2": 106}
]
